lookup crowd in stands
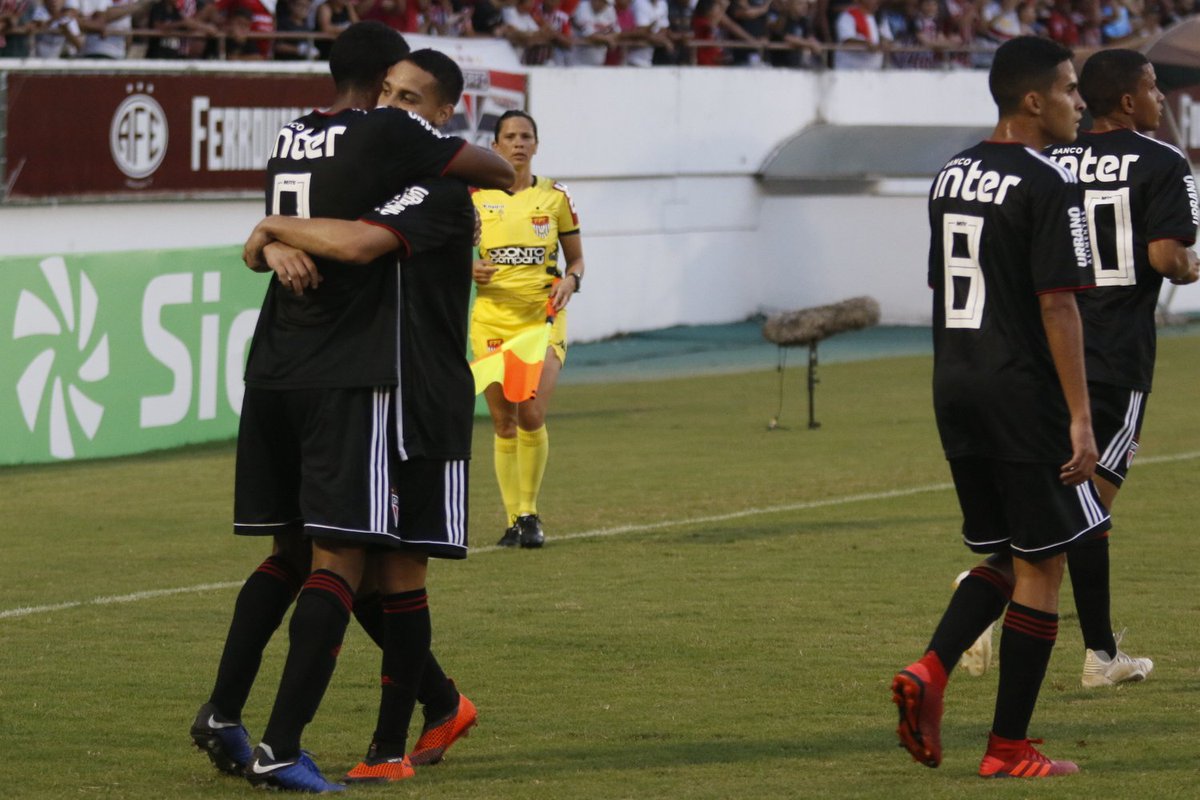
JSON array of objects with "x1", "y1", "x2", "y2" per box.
[{"x1": 1, "y1": 0, "x2": 1197, "y2": 66}]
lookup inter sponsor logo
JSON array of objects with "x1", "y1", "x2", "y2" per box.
[
  {"x1": 1049, "y1": 147, "x2": 1140, "y2": 184},
  {"x1": 193, "y1": 97, "x2": 307, "y2": 172},
  {"x1": 268, "y1": 122, "x2": 347, "y2": 164},
  {"x1": 488, "y1": 245, "x2": 547, "y2": 265},
  {"x1": 932, "y1": 159, "x2": 1021, "y2": 206}
]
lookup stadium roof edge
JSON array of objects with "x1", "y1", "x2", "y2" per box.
[{"x1": 758, "y1": 124, "x2": 993, "y2": 184}]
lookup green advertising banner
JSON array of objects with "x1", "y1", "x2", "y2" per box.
[{"x1": 2, "y1": 247, "x2": 266, "y2": 466}]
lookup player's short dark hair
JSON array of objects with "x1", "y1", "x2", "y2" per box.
[
  {"x1": 1079, "y1": 49, "x2": 1149, "y2": 117},
  {"x1": 404, "y1": 49, "x2": 464, "y2": 107},
  {"x1": 494, "y1": 110, "x2": 538, "y2": 143},
  {"x1": 329, "y1": 22, "x2": 409, "y2": 94},
  {"x1": 988, "y1": 36, "x2": 1074, "y2": 116}
]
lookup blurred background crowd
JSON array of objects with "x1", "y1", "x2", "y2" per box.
[{"x1": 1, "y1": 0, "x2": 1196, "y2": 68}]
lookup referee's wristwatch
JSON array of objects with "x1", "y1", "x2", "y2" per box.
[{"x1": 566, "y1": 272, "x2": 582, "y2": 292}]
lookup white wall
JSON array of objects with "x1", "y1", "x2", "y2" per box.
[{"x1": 5, "y1": 66, "x2": 1197, "y2": 342}]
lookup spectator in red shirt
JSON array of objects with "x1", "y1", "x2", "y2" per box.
[{"x1": 1044, "y1": 0, "x2": 1079, "y2": 44}]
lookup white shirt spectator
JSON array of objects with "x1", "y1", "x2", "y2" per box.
[
  {"x1": 32, "y1": 1, "x2": 82, "y2": 57},
  {"x1": 626, "y1": 0, "x2": 668, "y2": 66},
  {"x1": 834, "y1": 3, "x2": 892, "y2": 69},
  {"x1": 67, "y1": 0, "x2": 142, "y2": 57},
  {"x1": 572, "y1": 0, "x2": 617, "y2": 66}
]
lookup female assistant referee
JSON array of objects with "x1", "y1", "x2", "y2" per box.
[{"x1": 471, "y1": 110, "x2": 586, "y2": 549}]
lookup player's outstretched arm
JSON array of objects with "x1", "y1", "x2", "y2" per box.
[
  {"x1": 256, "y1": 215, "x2": 402, "y2": 265},
  {"x1": 1039, "y1": 290, "x2": 1097, "y2": 485},
  {"x1": 1148, "y1": 240, "x2": 1200, "y2": 285},
  {"x1": 444, "y1": 145, "x2": 516, "y2": 190}
]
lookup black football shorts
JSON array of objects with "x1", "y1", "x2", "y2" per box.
[
  {"x1": 234, "y1": 385, "x2": 400, "y2": 544},
  {"x1": 949, "y1": 457, "x2": 1111, "y2": 561},
  {"x1": 1090, "y1": 384, "x2": 1146, "y2": 488}
]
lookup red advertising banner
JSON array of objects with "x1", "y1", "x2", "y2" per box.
[{"x1": 3, "y1": 69, "x2": 526, "y2": 202}]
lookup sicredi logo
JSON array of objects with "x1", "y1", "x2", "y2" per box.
[
  {"x1": 111, "y1": 84, "x2": 168, "y2": 180},
  {"x1": 13, "y1": 258, "x2": 110, "y2": 460}
]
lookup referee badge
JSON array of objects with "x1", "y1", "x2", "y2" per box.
[{"x1": 531, "y1": 215, "x2": 550, "y2": 239}]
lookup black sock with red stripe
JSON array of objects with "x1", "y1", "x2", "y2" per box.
[
  {"x1": 261, "y1": 570, "x2": 354, "y2": 760},
  {"x1": 992, "y1": 602, "x2": 1058, "y2": 741},
  {"x1": 209, "y1": 555, "x2": 303, "y2": 720},
  {"x1": 926, "y1": 565, "x2": 1013, "y2": 675},
  {"x1": 1067, "y1": 534, "x2": 1117, "y2": 655},
  {"x1": 371, "y1": 589, "x2": 431, "y2": 759},
  {"x1": 354, "y1": 591, "x2": 456, "y2": 719}
]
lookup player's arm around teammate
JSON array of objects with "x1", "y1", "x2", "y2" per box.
[{"x1": 473, "y1": 110, "x2": 586, "y2": 549}]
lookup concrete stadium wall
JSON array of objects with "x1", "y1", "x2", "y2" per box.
[{"x1": 4, "y1": 67, "x2": 1196, "y2": 341}]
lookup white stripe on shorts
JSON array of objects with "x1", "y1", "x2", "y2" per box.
[
  {"x1": 369, "y1": 389, "x2": 391, "y2": 533},
  {"x1": 1075, "y1": 481, "x2": 1107, "y2": 528},
  {"x1": 444, "y1": 460, "x2": 466, "y2": 547},
  {"x1": 1098, "y1": 389, "x2": 1144, "y2": 474}
]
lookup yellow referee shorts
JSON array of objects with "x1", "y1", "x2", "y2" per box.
[{"x1": 470, "y1": 296, "x2": 568, "y2": 367}]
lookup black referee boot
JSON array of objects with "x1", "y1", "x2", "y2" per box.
[
  {"x1": 516, "y1": 514, "x2": 544, "y2": 549},
  {"x1": 497, "y1": 524, "x2": 521, "y2": 548}
]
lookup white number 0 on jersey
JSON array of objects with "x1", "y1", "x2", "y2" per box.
[
  {"x1": 271, "y1": 172, "x2": 312, "y2": 219},
  {"x1": 942, "y1": 213, "x2": 986, "y2": 329},
  {"x1": 1083, "y1": 187, "x2": 1135, "y2": 286}
]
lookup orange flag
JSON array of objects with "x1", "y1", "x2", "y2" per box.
[{"x1": 470, "y1": 283, "x2": 559, "y2": 402}]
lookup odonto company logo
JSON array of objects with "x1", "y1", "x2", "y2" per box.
[{"x1": 12, "y1": 257, "x2": 110, "y2": 459}]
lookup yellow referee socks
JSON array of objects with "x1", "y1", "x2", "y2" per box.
[
  {"x1": 493, "y1": 434, "x2": 520, "y2": 526},
  {"x1": 517, "y1": 425, "x2": 549, "y2": 517}
]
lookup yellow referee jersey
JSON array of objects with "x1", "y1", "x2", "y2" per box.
[{"x1": 473, "y1": 176, "x2": 581, "y2": 305}]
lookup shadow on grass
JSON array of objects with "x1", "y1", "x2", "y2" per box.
[{"x1": 439, "y1": 734, "x2": 870, "y2": 781}]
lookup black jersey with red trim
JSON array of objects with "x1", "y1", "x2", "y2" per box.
[
  {"x1": 244, "y1": 107, "x2": 466, "y2": 389},
  {"x1": 1048, "y1": 129, "x2": 1199, "y2": 392},
  {"x1": 361, "y1": 178, "x2": 475, "y2": 459},
  {"x1": 929, "y1": 141, "x2": 1095, "y2": 462}
]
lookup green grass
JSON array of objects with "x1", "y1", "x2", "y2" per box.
[{"x1": 3, "y1": 336, "x2": 1200, "y2": 798}]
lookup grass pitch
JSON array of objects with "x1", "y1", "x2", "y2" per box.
[{"x1": 2, "y1": 336, "x2": 1200, "y2": 799}]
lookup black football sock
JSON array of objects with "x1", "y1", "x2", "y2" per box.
[
  {"x1": 1067, "y1": 534, "x2": 1117, "y2": 655},
  {"x1": 418, "y1": 651, "x2": 458, "y2": 722},
  {"x1": 208, "y1": 555, "x2": 302, "y2": 719},
  {"x1": 992, "y1": 602, "x2": 1057, "y2": 741},
  {"x1": 371, "y1": 589, "x2": 432, "y2": 759},
  {"x1": 354, "y1": 591, "x2": 385, "y2": 649},
  {"x1": 352, "y1": 595, "x2": 456, "y2": 720},
  {"x1": 926, "y1": 565, "x2": 1012, "y2": 675},
  {"x1": 260, "y1": 570, "x2": 354, "y2": 760}
]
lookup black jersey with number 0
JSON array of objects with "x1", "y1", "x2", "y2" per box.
[
  {"x1": 1048, "y1": 129, "x2": 1199, "y2": 392},
  {"x1": 360, "y1": 178, "x2": 475, "y2": 460},
  {"x1": 244, "y1": 107, "x2": 466, "y2": 389},
  {"x1": 929, "y1": 141, "x2": 1095, "y2": 462}
]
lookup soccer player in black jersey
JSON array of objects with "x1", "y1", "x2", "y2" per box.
[
  {"x1": 188, "y1": 23, "x2": 513, "y2": 793},
  {"x1": 1047, "y1": 49, "x2": 1199, "y2": 688},
  {"x1": 891, "y1": 37, "x2": 1110, "y2": 778},
  {"x1": 242, "y1": 48, "x2": 483, "y2": 783}
]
